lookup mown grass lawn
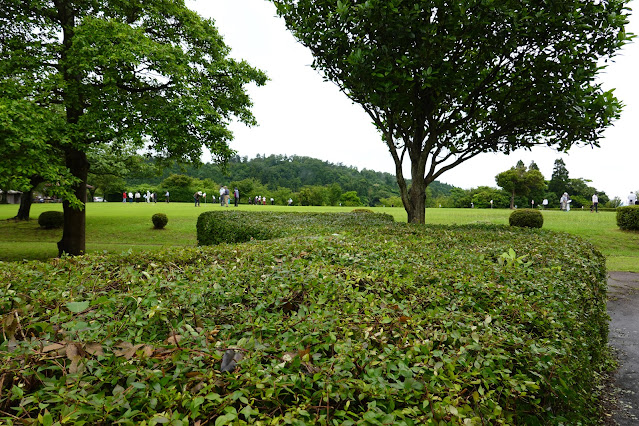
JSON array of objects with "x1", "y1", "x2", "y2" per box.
[{"x1": 1, "y1": 203, "x2": 637, "y2": 271}]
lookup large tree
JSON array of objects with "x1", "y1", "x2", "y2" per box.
[
  {"x1": 1, "y1": 0, "x2": 266, "y2": 255},
  {"x1": 271, "y1": 0, "x2": 630, "y2": 223}
]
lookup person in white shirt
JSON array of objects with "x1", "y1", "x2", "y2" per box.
[{"x1": 591, "y1": 194, "x2": 599, "y2": 213}]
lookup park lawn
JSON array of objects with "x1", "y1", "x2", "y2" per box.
[{"x1": 0, "y1": 203, "x2": 637, "y2": 271}]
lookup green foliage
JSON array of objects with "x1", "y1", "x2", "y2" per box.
[
  {"x1": 196, "y1": 210, "x2": 394, "y2": 246},
  {"x1": 1, "y1": 0, "x2": 267, "y2": 254},
  {"x1": 379, "y1": 195, "x2": 403, "y2": 207},
  {"x1": 340, "y1": 190, "x2": 362, "y2": 206},
  {"x1": 299, "y1": 185, "x2": 329, "y2": 206},
  {"x1": 0, "y1": 218, "x2": 609, "y2": 424},
  {"x1": 133, "y1": 155, "x2": 407, "y2": 207},
  {"x1": 196, "y1": 211, "x2": 279, "y2": 245},
  {"x1": 509, "y1": 209, "x2": 544, "y2": 229},
  {"x1": 37, "y1": 211, "x2": 64, "y2": 229},
  {"x1": 151, "y1": 213, "x2": 168, "y2": 229},
  {"x1": 271, "y1": 0, "x2": 629, "y2": 223},
  {"x1": 496, "y1": 162, "x2": 546, "y2": 209},
  {"x1": 548, "y1": 159, "x2": 570, "y2": 196},
  {"x1": 616, "y1": 206, "x2": 639, "y2": 231}
]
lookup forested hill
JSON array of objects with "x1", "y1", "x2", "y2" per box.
[{"x1": 127, "y1": 154, "x2": 456, "y2": 206}]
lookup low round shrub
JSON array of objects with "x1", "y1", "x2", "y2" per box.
[
  {"x1": 38, "y1": 211, "x2": 64, "y2": 229},
  {"x1": 509, "y1": 208, "x2": 543, "y2": 228},
  {"x1": 616, "y1": 206, "x2": 639, "y2": 231},
  {"x1": 152, "y1": 213, "x2": 169, "y2": 229},
  {"x1": 351, "y1": 208, "x2": 374, "y2": 214}
]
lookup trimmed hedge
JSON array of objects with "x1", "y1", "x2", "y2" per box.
[
  {"x1": 616, "y1": 205, "x2": 639, "y2": 230},
  {"x1": 509, "y1": 208, "x2": 544, "y2": 228},
  {"x1": 37, "y1": 211, "x2": 64, "y2": 229},
  {"x1": 196, "y1": 210, "x2": 395, "y2": 245},
  {"x1": 0, "y1": 217, "x2": 609, "y2": 424},
  {"x1": 151, "y1": 213, "x2": 169, "y2": 229}
]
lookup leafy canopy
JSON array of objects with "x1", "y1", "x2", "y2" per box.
[
  {"x1": 271, "y1": 0, "x2": 631, "y2": 222},
  {"x1": 496, "y1": 161, "x2": 546, "y2": 209},
  {"x1": 0, "y1": 0, "x2": 268, "y2": 187},
  {"x1": 1, "y1": 0, "x2": 267, "y2": 253}
]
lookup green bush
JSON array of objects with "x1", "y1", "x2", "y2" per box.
[
  {"x1": 1, "y1": 216, "x2": 609, "y2": 424},
  {"x1": 151, "y1": 213, "x2": 169, "y2": 229},
  {"x1": 197, "y1": 210, "x2": 394, "y2": 246},
  {"x1": 37, "y1": 211, "x2": 64, "y2": 229},
  {"x1": 616, "y1": 206, "x2": 639, "y2": 231},
  {"x1": 509, "y1": 208, "x2": 544, "y2": 228},
  {"x1": 197, "y1": 211, "x2": 278, "y2": 245}
]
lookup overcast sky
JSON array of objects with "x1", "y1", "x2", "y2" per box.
[{"x1": 188, "y1": 0, "x2": 638, "y2": 203}]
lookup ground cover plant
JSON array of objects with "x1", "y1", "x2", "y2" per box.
[
  {"x1": 1, "y1": 203, "x2": 637, "y2": 271},
  {"x1": 0, "y1": 211, "x2": 610, "y2": 424}
]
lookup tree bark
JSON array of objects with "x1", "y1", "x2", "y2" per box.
[
  {"x1": 57, "y1": 148, "x2": 88, "y2": 256},
  {"x1": 404, "y1": 153, "x2": 428, "y2": 224}
]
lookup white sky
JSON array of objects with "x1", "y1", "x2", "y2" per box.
[{"x1": 189, "y1": 0, "x2": 638, "y2": 203}]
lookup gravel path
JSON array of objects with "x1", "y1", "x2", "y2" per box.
[{"x1": 607, "y1": 271, "x2": 639, "y2": 425}]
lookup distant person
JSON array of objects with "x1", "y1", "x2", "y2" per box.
[
  {"x1": 122, "y1": 191, "x2": 127, "y2": 203},
  {"x1": 628, "y1": 192, "x2": 637, "y2": 206},
  {"x1": 224, "y1": 186, "x2": 230, "y2": 207},
  {"x1": 152, "y1": 192, "x2": 157, "y2": 203},
  {"x1": 135, "y1": 191, "x2": 141, "y2": 203},
  {"x1": 194, "y1": 191, "x2": 200, "y2": 207},
  {"x1": 165, "y1": 191, "x2": 170, "y2": 203},
  {"x1": 270, "y1": 197, "x2": 274, "y2": 205},
  {"x1": 128, "y1": 191, "x2": 133, "y2": 203},
  {"x1": 560, "y1": 192, "x2": 570, "y2": 211},
  {"x1": 219, "y1": 185, "x2": 225, "y2": 206},
  {"x1": 287, "y1": 198, "x2": 293, "y2": 206},
  {"x1": 146, "y1": 190, "x2": 151, "y2": 203},
  {"x1": 542, "y1": 199, "x2": 548, "y2": 209},
  {"x1": 591, "y1": 194, "x2": 599, "y2": 213},
  {"x1": 234, "y1": 188, "x2": 239, "y2": 207}
]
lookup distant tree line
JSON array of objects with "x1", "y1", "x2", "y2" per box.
[
  {"x1": 93, "y1": 155, "x2": 615, "y2": 209},
  {"x1": 113, "y1": 154, "x2": 455, "y2": 206}
]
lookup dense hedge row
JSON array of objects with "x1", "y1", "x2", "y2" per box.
[
  {"x1": 196, "y1": 210, "x2": 395, "y2": 246},
  {"x1": 0, "y1": 216, "x2": 609, "y2": 425},
  {"x1": 616, "y1": 205, "x2": 639, "y2": 230}
]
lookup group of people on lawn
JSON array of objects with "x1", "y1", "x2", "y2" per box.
[{"x1": 122, "y1": 191, "x2": 157, "y2": 203}]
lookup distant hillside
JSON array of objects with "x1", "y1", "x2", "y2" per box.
[{"x1": 127, "y1": 154, "x2": 456, "y2": 206}]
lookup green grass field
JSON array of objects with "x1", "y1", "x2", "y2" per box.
[{"x1": 1, "y1": 202, "x2": 637, "y2": 271}]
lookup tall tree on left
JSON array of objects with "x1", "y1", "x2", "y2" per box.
[{"x1": 0, "y1": 0, "x2": 267, "y2": 256}]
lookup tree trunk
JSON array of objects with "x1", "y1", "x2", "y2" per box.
[
  {"x1": 406, "y1": 179, "x2": 427, "y2": 223},
  {"x1": 15, "y1": 176, "x2": 44, "y2": 220},
  {"x1": 57, "y1": 148, "x2": 88, "y2": 257},
  {"x1": 16, "y1": 190, "x2": 34, "y2": 220},
  {"x1": 510, "y1": 189, "x2": 515, "y2": 209}
]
